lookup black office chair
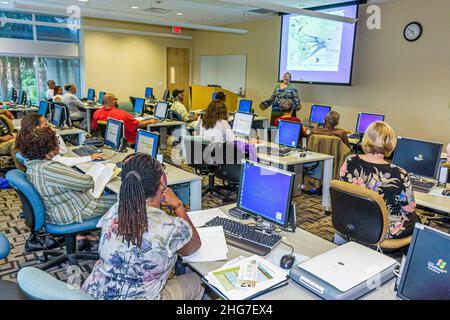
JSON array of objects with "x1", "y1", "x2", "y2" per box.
[{"x1": 330, "y1": 180, "x2": 412, "y2": 252}]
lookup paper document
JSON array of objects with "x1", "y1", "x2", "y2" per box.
[
  {"x1": 187, "y1": 208, "x2": 227, "y2": 227},
  {"x1": 182, "y1": 226, "x2": 228, "y2": 263},
  {"x1": 87, "y1": 163, "x2": 121, "y2": 198}
]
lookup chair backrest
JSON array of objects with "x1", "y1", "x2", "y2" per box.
[
  {"x1": 183, "y1": 135, "x2": 222, "y2": 173},
  {"x1": 168, "y1": 109, "x2": 183, "y2": 121},
  {"x1": 0, "y1": 115, "x2": 14, "y2": 134},
  {"x1": 215, "y1": 141, "x2": 249, "y2": 184},
  {"x1": 330, "y1": 180, "x2": 389, "y2": 245},
  {"x1": 6, "y1": 170, "x2": 46, "y2": 233},
  {"x1": 15, "y1": 152, "x2": 28, "y2": 167},
  {"x1": 0, "y1": 232, "x2": 10, "y2": 260},
  {"x1": 308, "y1": 134, "x2": 351, "y2": 179}
]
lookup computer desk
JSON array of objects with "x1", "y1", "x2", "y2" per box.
[
  {"x1": 147, "y1": 120, "x2": 186, "y2": 150},
  {"x1": 66, "y1": 147, "x2": 203, "y2": 211},
  {"x1": 7, "y1": 106, "x2": 38, "y2": 114},
  {"x1": 415, "y1": 184, "x2": 450, "y2": 215},
  {"x1": 187, "y1": 204, "x2": 397, "y2": 300}
]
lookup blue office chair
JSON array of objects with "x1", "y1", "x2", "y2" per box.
[
  {"x1": 6, "y1": 170, "x2": 101, "y2": 270},
  {"x1": 15, "y1": 152, "x2": 27, "y2": 167},
  {"x1": 0, "y1": 232, "x2": 10, "y2": 260},
  {"x1": 17, "y1": 267, "x2": 93, "y2": 300}
]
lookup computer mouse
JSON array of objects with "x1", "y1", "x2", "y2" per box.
[
  {"x1": 442, "y1": 190, "x2": 450, "y2": 197},
  {"x1": 280, "y1": 254, "x2": 296, "y2": 270}
]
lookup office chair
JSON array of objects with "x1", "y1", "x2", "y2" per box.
[
  {"x1": 0, "y1": 115, "x2": 16, "y2": 172},
  {"x1": 330, "y1": 180, "x2": 412, "y2": 252},
  {"x1": 6, "y1": 170, "x2": 101, "y2": 270},
  {"x1": 0, "y1": 233, "x2": 28, "y2": 300},
  {"x1": 168, "y1": 109, "x2": 183, "y2": 121}
]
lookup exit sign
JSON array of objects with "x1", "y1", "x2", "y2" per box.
[{"x1": 172, "y1": 26, "x2": 182, "y2": 34}]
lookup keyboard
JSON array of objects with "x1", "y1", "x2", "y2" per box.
[
  {"x1": 204, "y1": 216, "x2": 282, "y2": 256},
  {"x1": 410, "y1": 177, "x2": 436, "y2": 193},
  {"x1": 73, "y1": 146, "x2": 101, "y2": 157},
  {"x1": 135, "y1": 115, "x2": 156, "y2": 121},
  {"x1": 257, "y1": 146, "x2": 291, "y2": 157}
]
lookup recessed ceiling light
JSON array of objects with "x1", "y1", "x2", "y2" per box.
[
  {"x1": 176, "y1": 12, "x2": 184, "y2": 16},
  {"x1": 0, "y1": 1, "x2": 9, "y2": 4},
  {"x1": 131, "y1": 6, "x2": 139, "y2": 9},
  {"x1": 78, "y1": 0, "x2": 89, "y2": 2}
]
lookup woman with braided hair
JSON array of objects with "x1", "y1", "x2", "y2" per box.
[{"x1": 82, "y1": 153, "x2": 203, "y2": 300}]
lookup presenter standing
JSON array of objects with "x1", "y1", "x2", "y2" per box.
[{"x1": 260, "y1": 72, "x2": 301, "y2": 125}]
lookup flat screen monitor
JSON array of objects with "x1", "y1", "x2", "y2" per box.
[
  {"x1": 98, "y1": 91, "x2": 105, "y2": 105},
  {"x1": 238, "y1": 99, "x2": 253, "y2": 113},
  {"x1": 133, "y1": 98, "x2": 146, "y2": 115},
  {"x1": 87, "y1": 88, "x2": 95, "y2": 101},
  {"x1": 104, "y1": 118, "x2": 124, "y2": 150},
  {"x1": 356, "y1": 113, "x2": 385, "y2": 134},
  {"x1": 232, "y1": 112, "x2": 254, "y2": 137},
  {"x1": 397, "y1": 224, "x2": 450, "y2": 300},
  {"x1": 309, "y1": 105, "x2": 331, "y2": 124},
  {"x1": 392, "y1": 137, "x2": 443, "y2": 180},
  {"x1": 135, "y1": 130, "x2": 160, "y2": 158},
  {"x1": 145, "y1": 87, "x2": 153, "y2": 99},
  {"x1": 162, "y1": 89, "x2": 170, "y2": 101},
  {"x1": 154, "y1": 101, "x2": 169, "y2": 119},
  {"x1": 212, "y1": 92, "x2": 217, "y2": 101},
  {"x1": 38, "y1": 101, "x2": 49, "y2": 117},
  {"x1": 18, "y1": 91, "x2": 27, "y2": 105},
  {"x1": 51, "y1": 104, "x2": 65, "y2": 127},
  {"x1": 277, "y1": 120, "x2": 302, "y2": 149},
  {"x1": 237, "y1": 161, "x2": 295, "y2": 228},
  {"x1": 9, "y1": 88, "x2": 17, "y2": 102}
]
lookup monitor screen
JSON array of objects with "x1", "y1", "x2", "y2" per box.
[
  {"x1": 154, "y1": 101, "x2": 169, "y2": 119},
  {"x1": 356, "y1": 113, "x2": 385, "y2": 134},
  {"x1": 133, "y1": 98, "x2": 145, "y2": 115},
  {"x1": 135, "y1": 130, "x2": 159, "y2": 158},
  {"x1": 393, "y1": 137, "x2": 443, "y2": 180},
  {"x1": 145, "y1": 87, "x2": 153, "y2": 99},
  {"x1": 52, "y1": 105, "x2": 64, "y2": 127},
  {"x1": 310, "y1": 105, "x2": 331, "y2": 124},
  {"x1": 397, "y1": 224, "x2": 450, "y2": 300},
  {"x1": 238, "y1": 161, "x2": 295, "y2": 227},
  {"x1": 277, "y1": 120, "x2": 302, "y2": 148},
  {"x1": 212, "y1": 92, "x2": 217, "y2": 101},
  {"x1": 98, "y1": 91, "x2": 105, "y2": 105},
  {"x1": 104, "y1": 118, "x2": 124, "y2": 149},
  {"x1": 87, "y1": 88, "x2": 95, "y2": 101},
  {"x1": 238, "y1": 100, "x2": 253, "y2": 113},
  {"x1": 38, "y1": 101, "x2": 49, "y2": 117},
  {"x1": 233, "y1": 112, "x2": 254, "y2": 137},
  {"x1": 162, "y1": 89, "x2": 170, "y2": 101},
  {"x1": 18, "y1": 91, "x2": 26, "y2": 105},
  {"x1": 9, "y1": 88, "x2": 17, "y2": 102}
]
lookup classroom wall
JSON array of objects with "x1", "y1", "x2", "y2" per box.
[
  {"x1": 192, "y1": 0, "x2": 450, "y2": 145},
  {"x1": 83, "y1": 18, "x2": 193, "y2": 102}
]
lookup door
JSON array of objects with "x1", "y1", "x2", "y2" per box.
[{"x1": 166, "y1": 47, "x2": 190, "y2": 108}]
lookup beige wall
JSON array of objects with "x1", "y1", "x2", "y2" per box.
[
  {"x1": 83, "y1": 18, "x2": 193, "y2": 101},
  {"x1": 192, "y1": 0, "x2": 450, "y2": 145}
]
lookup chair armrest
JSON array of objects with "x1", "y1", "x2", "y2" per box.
[
  {"x1": 17, "y1": 267, "x2": 93, "y2": 300},
  {"x1": 0, "y1": 233, "x2": 10, "y2": 260}
]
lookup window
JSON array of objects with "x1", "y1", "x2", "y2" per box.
[
  {"x1": 35, "y1": 14, "x2": 80, "y2": 43},
  {"x1": 38, "y1": 58, "x2": 81, "y2": 98},
  {"x1": 0, "y1": 11, "x2": 33, "y2": 40},
  {"x1": 0, "y1": 56, "x2": 37, "y2": 103}
]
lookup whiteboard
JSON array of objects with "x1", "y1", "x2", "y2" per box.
[{"x1": 200, "y1": 54, "x2": 247, "y2": 96}]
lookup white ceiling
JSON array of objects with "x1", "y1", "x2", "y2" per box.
[{"x1": 5, "y1": 0, "x2": 400, "y2": 27}]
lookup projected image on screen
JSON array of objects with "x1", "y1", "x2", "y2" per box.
[{"x1": 279, "y1": 4, "x2": 358, "y2": 84}]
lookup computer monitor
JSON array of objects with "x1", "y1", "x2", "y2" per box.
[
  {"x1": 162, "y1": 89, "x2": 170, "y2": 101},
  {"x1": 212, "y1": 92, "x2": 217, "y2": 101},
  {"x1": 133, "y1": 98, "x2": 146, "y2": 115},
  {"x1": 104, "y1": 118, "x2": 125, "y2": 150},
  {"x1": 392, "y1": 137, "x2": 443, "y2": 180},
  {"x1": 9, "y1": 88, "x2": 17, "y2": 102},
  {"x1": 356, "y1": 113, "x2": 385, "y2": 134},
  {"x1": 18, "y1": 90, "x2": 27, "y2": 105},
  {"x1": 277, "y1": 120, "x2": 302, "y2": 149},
  {"x1": 397, "y1": 224, "x2": 450, "y2": 300},
  {"x1": 87, "y1": 88, "x2": 95, "y2": 101},
  {"x1": 232, "y1": 112, "x2": 254, "y2": 137},
  {"x1": 309, "y1": 105, "x2": 331, "y2": 125},
  {"x1": 38, "y1": 101, "x2": 50, "y2": 117},
  {"x1": 238, "y1": 99, "x2": 253, "y2": 113},
  {"x1": 51, "y1": 104, "x2": 66, "y2": 128},
  {"x1": 145, "y1": 87, "x2": 153, "y2": 99},
  {"x1": 237, "y1": 161, "x2": 295, "y2": 228},
  {"x1": 154, "y1": 101, "x2": 169, "y2": 120},
  {"x1": 98, "y1": 91, "x2": 105, "y2": 105},
  {"x1": 135, "y1": 130, "x2": 159, "y2": 158}
]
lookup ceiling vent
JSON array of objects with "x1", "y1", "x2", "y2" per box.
[{"x1": 143, "y1": 7, "x2": 170, "y2": 14}]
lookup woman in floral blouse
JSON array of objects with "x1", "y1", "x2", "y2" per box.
[
  {"x1": 339, "y1": 121, "x2": 419, "y2": 239},
  {"x1": 260, "y1": 72, "x2": 301, "y2": 125},
  {"x1": 82, "y1": 153, "x2": 203, "y2": 300}
]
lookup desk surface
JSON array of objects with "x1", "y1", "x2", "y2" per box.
[
  {"x1": 67, "y1": 147, "x2": 201, "y2": 194},
  {"x1": 188, "y1": 204, "x2": 397, "y2": 300},
  {"x1": 147, "y1": 120, "x2": 186, "y2": 128},
  {"x1": 415, "y1": 185, "x2": 450, "y2": 214}
]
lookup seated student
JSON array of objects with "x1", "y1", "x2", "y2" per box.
[
  {"x1": 0, "y1": 110, "x2": 21, "y2": 168},
  {"x1": 339, "y1": 121, "x2": 419, "y2": 239},
  {"x1": 171, "y1": 89, "x2": 194, "y2": 122},
  {"x1": 311, "y1": 111, "x2": 350, "y2": 148},
  {"x1": 82, "y1": 153, "x2": 203, "y2": 300},
  {"x1": 194, "y1": 100, "x2": 235, "y2": 143},
  {"x1": 92, "y1": 93, "x2": 157, "y2": 145},
  {"x1": 62, "y1": 84, "x2": 87, "y2": 124},
  {"x1": 21, "y1": 127, "x2": 116, "y2": 225},
  {"x1": 215, "y1": 91, "x2": 226, "y2": 103},
  {"x1": 273, "y1": 99, "x2": 301, "y2": 126},
  {"x1": 53, "y1": 86, "x2": 64, "y2": 102},
  {"x1": 15, "y1": 113, "x2": 103, "y2": 166},
  {"x1": 46, "y1": 80, "x2": 56, "y2": 101}
]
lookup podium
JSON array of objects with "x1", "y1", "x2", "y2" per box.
[{"x1": 190, "y1": 85, "x2": 238, "y2": 112}]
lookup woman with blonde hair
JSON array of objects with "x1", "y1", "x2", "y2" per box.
[{"x1": 339, "y1": 121, "x2": 419, "y2": 239}]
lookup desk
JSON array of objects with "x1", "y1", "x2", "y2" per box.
[
  {"x1": 79, "y1": 104, "x2": 101, "y2": 134},
  {"x1": 147, "y1": 120, "x2": 186, "y2": 150},
  {"x1": 67, "y1": 147, "x2": 203, "y2": 210},
  {"x1": 415, "y1": 184, "x2": 450, "y2": 215},
  {"x1": 187, "y1": 204, "x2": 397, "y2": 300},
  {"x1": 7, "y1": 106, "x2": 38, "y2": 114}
]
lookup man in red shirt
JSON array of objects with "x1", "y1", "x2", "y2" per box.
[{"x1": 92, "y1": 93, "x2": 157, "y2": 145}]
